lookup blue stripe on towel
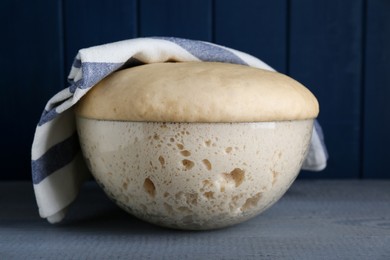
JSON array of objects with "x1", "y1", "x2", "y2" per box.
[
  {"x1": 69, "y1": 83, "x2": 77, "y2": 94},
  {"x1": 77, "y1": 62, "x2": 121, "y2": 89},
  {"x1": 156, "y1": 37, "x2": 248, "y2": 65},
  {"x1": 31, "y1": 132, "x2": 80, "y2": 184},
  {"x1": 38, "y1": 108, "x2": 59, "y2": 126},
  {"x1": 72, "y1": 58, "x2": 82, "y2": 69},
  {"x1": 314, "y1": 120, "x2": 329, "y2": 159}
]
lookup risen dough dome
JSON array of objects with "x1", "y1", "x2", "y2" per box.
[{"x1": 75, "y1": 62, "x2": 319, "y2": 122}]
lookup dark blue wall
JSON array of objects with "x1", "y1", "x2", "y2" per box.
[{"x1": 1, "y1": 0, "x2": 389, "y2": 180}]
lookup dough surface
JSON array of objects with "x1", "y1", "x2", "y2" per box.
[{"x1": 75, "y1": 62, "x2": 319, "y2": 122}]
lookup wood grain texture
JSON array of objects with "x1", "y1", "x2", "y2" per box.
[
  {"x1": 290, "y1": 0, "x2": 364, "y2": 178},
  {"x1": 139, "y1": 0, "x2": 212, "y2": 41},
  {"x1": 214, "y1": 0, "x2": 288, "y2": 72},
  {"x1": 363, "y1": 0, "x2": 390, "y2": 178},
  {"x1": 0, "y1": 0, "x2": 64, "y2": 180},
  {"x1": 1, "y1": 181, "x2": 389, "y2": 258}
]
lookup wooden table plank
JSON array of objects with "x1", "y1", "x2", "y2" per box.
[{"x1": 1, "y1": 180, "x2": 389, "y2": 259}]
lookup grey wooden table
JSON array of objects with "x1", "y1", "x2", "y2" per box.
[{"x1": 1, "y1": 180, "x2": 389, "y2": 259}]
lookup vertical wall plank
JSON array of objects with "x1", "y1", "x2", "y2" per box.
[
  {"x1": 0, "y1": 0, "x2": 63, "y2": 180},
  {"x1": 214, "y1": 0, "x2": 287, "y2": 72},
  {"x1": 290, "y1": 0, "x2": 364, "y2": 178},
  {"x1": 64, "y1": 0, "x2": 138, "y2": 72},
  {"x1": 139, "y1": 0, "x2": 212, "y2": 41},
  {"x1": 363, "y1": 0, "x2": 390, "y2": 178}
]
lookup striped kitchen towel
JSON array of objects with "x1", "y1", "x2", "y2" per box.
[{"x1": 31, "y1": 37, "x2": 328, "y2": 223}]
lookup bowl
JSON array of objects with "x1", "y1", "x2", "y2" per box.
[
  {"x1": 76, "y1": 118, "x2": 313, "y2": 229},
  {"x1": 74, "y1": 61, "x2": 318, "y2": 230}
]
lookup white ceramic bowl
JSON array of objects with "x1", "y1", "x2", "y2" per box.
[{"x1": 76, "y1": 117, "x2": 313, "y2": 230}]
